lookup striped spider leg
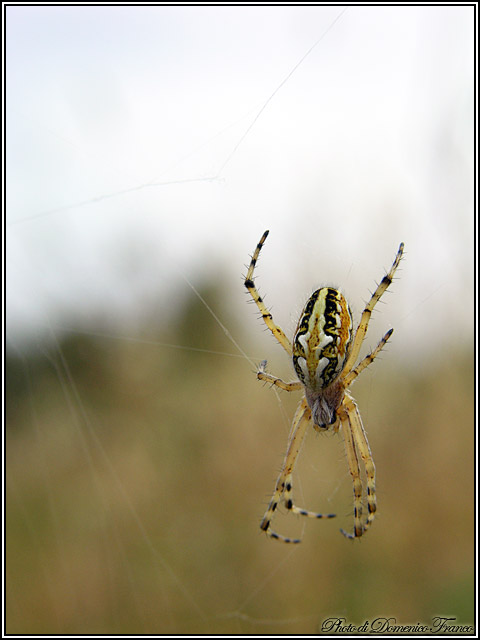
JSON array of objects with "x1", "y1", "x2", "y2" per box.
[{"x1": 245, "y1": 230, "x2": 404, "y2": 542}]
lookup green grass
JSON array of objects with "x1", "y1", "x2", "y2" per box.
[{"x1": 5, "y1": 288, "x2": 475, "y2": 634}]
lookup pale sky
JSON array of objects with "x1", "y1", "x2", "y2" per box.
[{"x1": 6, "y1": 5, "x2": 475, "y2": 363}]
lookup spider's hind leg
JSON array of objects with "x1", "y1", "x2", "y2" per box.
[
  {"x1": 341, "y1": 242, "x2": 404, "y2": 378},
  {"x1": 244, "y1": 231, "x2": 293, "y2": 355}
]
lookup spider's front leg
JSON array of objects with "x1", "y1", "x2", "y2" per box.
[
  {"x1": 338, "y1": 394, "x2": 376, "y2": 539},
  {"x1": 260, "y1": 398, "x2": 336, "y2": 544}
]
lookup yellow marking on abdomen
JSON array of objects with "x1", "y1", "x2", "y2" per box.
[{"x1": 293, "y1": 288, "x2": 353, "y2": 390}]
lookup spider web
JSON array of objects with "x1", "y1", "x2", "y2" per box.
[{"x1": 5, "y1": 5, "x2": 475, "y2": 635}]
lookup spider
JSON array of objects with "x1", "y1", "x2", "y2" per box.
[{"x1": 245, "y1": 230, "x2": 404, "y2": 543}]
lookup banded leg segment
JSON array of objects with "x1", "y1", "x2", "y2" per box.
[
  {"x1": 257, "y1": 360, "x2": 303, "y2": 392},
  {"x1": 345, "y1": 393, "x2": 376, "y2": 533},
  {"x1": 339, "y1": 393, "x2": 376, "y2": 538},
  {"x1": 342, "y1": 242, "x2": 404, "y2": 377},
  {"x1": 339, "y1": 409, "x2": 364, "y2": 539},
  {"x1": 260, "y1": 399, "x2": 309, "y2": 543},
  {"x1": 260, "y1": 398, "x2": 336, "y2": 544},
  {"x1": 342, "y1": 328, "x2": 393, "y2": 388},
  {"x1": 283, "y1": 471, "x2": 336, "y2": 521},
  {"x1": 245, "y1": 230, "x2": 293, "y2": 356}
]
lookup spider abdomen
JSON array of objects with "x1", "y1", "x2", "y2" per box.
[{"x1": 292, "y1": 287, "x2": 353, "y2": 392}]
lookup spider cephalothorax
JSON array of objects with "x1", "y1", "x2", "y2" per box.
[{"x1": 245, "y1": 230, "x2": 403, "y2": 542}]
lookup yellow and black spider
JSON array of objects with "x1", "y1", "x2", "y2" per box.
[{"x1": 245, "y1": 230, "x2": 404, "y2": 543}]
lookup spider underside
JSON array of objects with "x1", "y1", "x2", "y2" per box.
[{"x1": 245, "y1": 230, "x2": 404, "y2": 543}]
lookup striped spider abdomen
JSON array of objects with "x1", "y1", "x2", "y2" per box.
[
  {"x1": 292, "y1": 288, "x2": 353, "y2": 428},
  {"x1": 293, "y1": 287, "x2": 353, "y2": 391}
]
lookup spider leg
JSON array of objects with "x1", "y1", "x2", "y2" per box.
[
  {"x1": 260, "y1": 399, "x2": 309, "y2": 544},
  {"x1": 341, "y1": 242, "x2": 404, "y2": 378},
  {"x1": 245, "y1": 230, "x2": 293, "y2": 356},
  {"x1": 257, "y1": 360, "x2": 303, "y2": 392},
  {"x1": 260, "y1": 398, "x2": 335, "y2": 543},
  {"x1": 345, "y1": 393, "x2": 376, "y2": 532},
  {"x1": 342, "y1": 328, "x2": 393, "y2": 388},
  {"x1": 339, "y1": 393, "x2": 376, "y2": 538},
  {"x1": 284, "y1": 471, "x2": 336, "y2": 521},
  {"x1": 338, "y1": 405, "x2": 364, "y2": 539}
]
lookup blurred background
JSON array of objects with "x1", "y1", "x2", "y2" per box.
[{"x1": 6, "y1": 5, "x2": 474, "y2": 634}]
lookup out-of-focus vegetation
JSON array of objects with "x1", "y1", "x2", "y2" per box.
[{"x1": 6, "y1": 285, "x2": 474, "y2": 634}]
